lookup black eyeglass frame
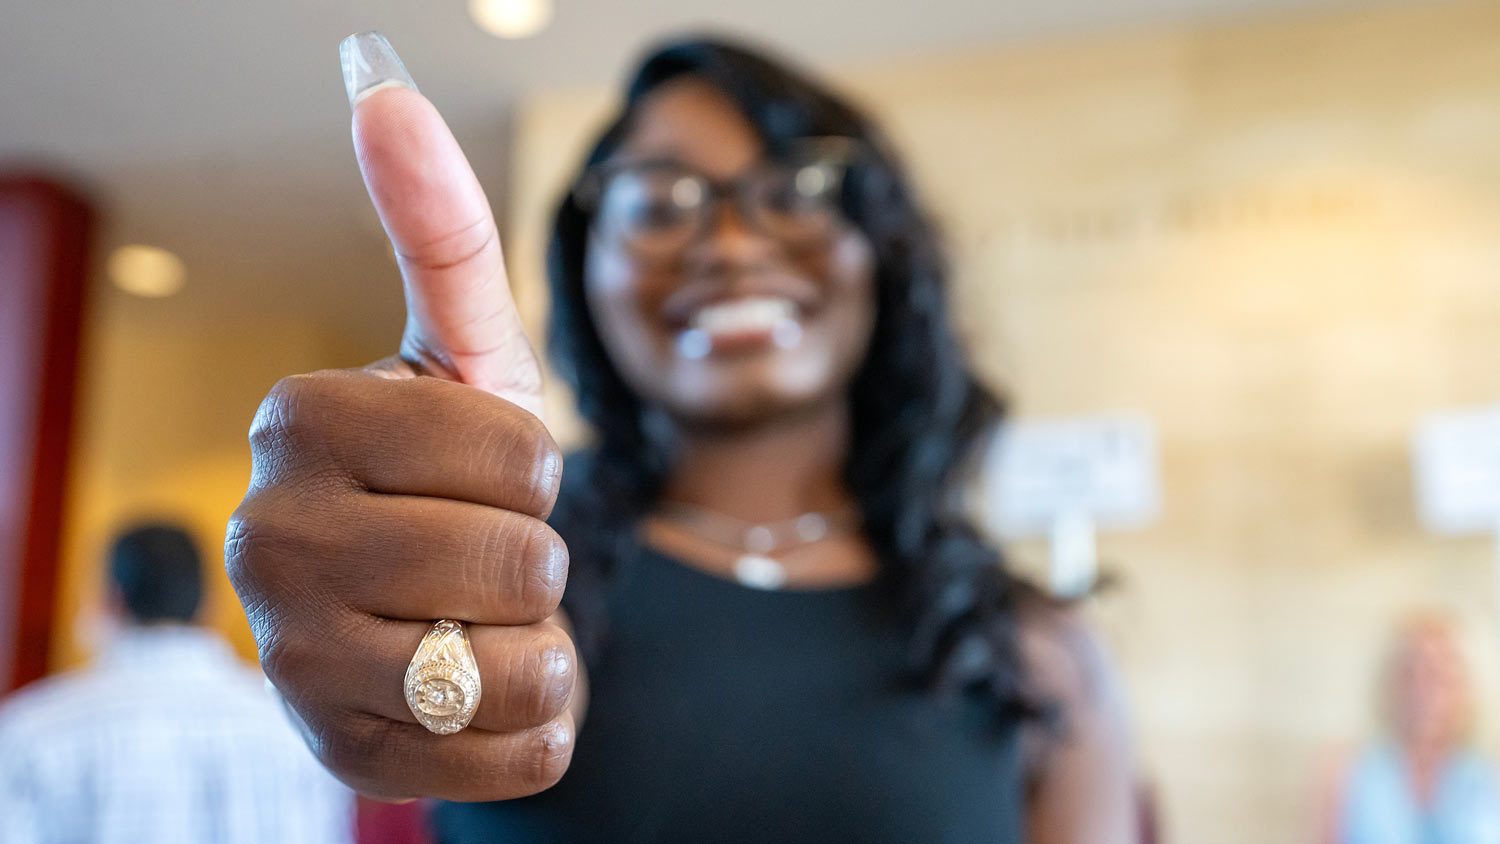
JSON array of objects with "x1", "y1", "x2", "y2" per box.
[{"x1": 572, "y1": 135, "x2": 864, "y2": 253}]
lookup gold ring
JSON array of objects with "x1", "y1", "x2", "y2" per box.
[{"x1": 404, "y1": 619, "x2": 481, "y2": 735}]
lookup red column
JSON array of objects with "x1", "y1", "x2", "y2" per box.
[{"x1": 0, "y1": 176, "x2": 93, "y2": 693}]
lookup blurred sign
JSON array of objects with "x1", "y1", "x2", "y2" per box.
[
  {"x1": 1413, "y1": 404, "x2": 1500, "y2": 536},
  {"x1": 983, "y1": 414, "x2": 1161, "y2": 538}
]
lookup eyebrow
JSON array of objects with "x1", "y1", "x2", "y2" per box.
[
  {"x1": 609, "y1": 139, "x2": 769, "y2": 175},
  {"x1": 608, "y1": 147, "x2": 794, "y2": 173},
  {"x1": 615, "y1": 153, "x2": 693, "y2": 168}
]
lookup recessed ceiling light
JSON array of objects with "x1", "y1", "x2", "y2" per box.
[
  {"x1": 108, "y1": 244, "x2": 185, "y2": 298},
  {"x1": 468, "y1": 0, "x2": 553, "y2": 39}
]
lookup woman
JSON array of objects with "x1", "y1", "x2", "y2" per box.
[
  {"x1": 1318, "y1": 617, "x2": 1500, "y2": 844},
  {"x1": 227, "y1": 31, "x2": 1136, "y2": 843}
]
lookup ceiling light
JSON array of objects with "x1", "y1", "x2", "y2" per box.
[
  {"x1": 108, "y1": 244, "x2": 185, "y2": 298},
  {"x1": 468, "y1": 0, "x2": 553, "y2": 39}
]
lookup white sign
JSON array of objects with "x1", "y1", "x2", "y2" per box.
[
  {"x1": 982, "y1": 414, "x2": 1161, "y2": 538},
  {"x1": 1413, "y1": 404, "x2": 1500, "y2": 536}
]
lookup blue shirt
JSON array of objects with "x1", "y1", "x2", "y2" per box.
[{"x1": 1342, "y1": 744, "x2": 1500, "y2": 844}]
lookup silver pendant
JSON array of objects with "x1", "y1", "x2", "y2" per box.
[{"x1": 733, "y1": 554, "x2": 788, "y2": 590}]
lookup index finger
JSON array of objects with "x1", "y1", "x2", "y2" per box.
[{"x1": 340, "y1": 31, "x2": 542, "y2": 419}]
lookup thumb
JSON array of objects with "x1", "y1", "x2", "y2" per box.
[{"x1": 341, "y1": 31, "x2": 542, "y2": 420}]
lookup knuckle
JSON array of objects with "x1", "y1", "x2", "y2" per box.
[
  {"x1": 256, "y1": 617, "x2": 318, "y2": 694},
  {"x1": 472, "y1": 406, "x2": 562, "y2": 517},
  {"x1": 537, "y1": 641, "x2": 578, "y2": 725},
  {"x1": 260, "y1": 615, "x2": 370, "y2": 726},
  {"x1": 224, "y1": 509, "x2": 304, "y2": 691},
  {"x1": 486, "y1": 625, "x2": 575, "y2": 730},
  {"x1": 223, "y1": 505, "x2": 265, "y2": 593},
  {"x1": 249, "y1": 371, "x2": 368, "y2": 489},
  {"x1": 224, "y1": 506, "x2": 317, "y2": 679},
  {"x1": 525, "y1": 429, "x2": 564, "y2": 518},
  {"x1": 517, "y1": 637, "x2": 576, "y2": 728},
  {"x1": 523, "y1": 718, "x2": 575, "y2": 794},
  {"x1": 248, "y1": 373, "x2": 334, "y2": 486},
  {"x1": 250, "y1": 374, "x2": 316, "y2": 451},
  {"x1": 517, "y1": 521, "x2": 569, "y2": 617},
  {"x1": 315, "y1": 713, "x2": 398, "y2": 785},
  {"x1": 224, "y1": 493, "x2": 334, "y2": 587}
]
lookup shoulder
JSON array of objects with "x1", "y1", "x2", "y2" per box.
[
  {"x1": 1450, "y1": 748, "x2": 1500, "y2": 787},
  {"x1": 1013, "y1": 595, "x2": 1121, "y2": 715},
  {"x1": 0, "y1": 669, "x2": 118, "y2": 770},
  {"x1": 0, "y1": 669, "x2": 107, "y2": 737},
  {"x1": 1012, "y1": 594, "x2": 1133, "y2": 779},
  {"x1": 1013, "y1": 596, "x2": 1139, "y2": 843}
]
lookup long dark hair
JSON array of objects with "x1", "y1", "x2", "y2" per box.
[{"x1": 546, "y1": 37, "x2": 1047, "y2": 722}]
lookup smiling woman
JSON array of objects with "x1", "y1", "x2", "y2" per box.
[
  {"x1": 576, "y1": 101, "x2": 877, "y2": 425},
  {"x1": 477, "y1": 38, "x2": 1139, "y2": 842}
]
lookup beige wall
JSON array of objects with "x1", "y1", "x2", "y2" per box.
[
  {"x1": 507, "y1": 3, "x2": 1500, "y2": 842},
  {"x1": 52, "y1": 297, "x2": 392, "y2": 669}
]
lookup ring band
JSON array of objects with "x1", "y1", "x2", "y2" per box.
[{"x1": 404, "y1": 619, "x2": 481, "y2": 735}]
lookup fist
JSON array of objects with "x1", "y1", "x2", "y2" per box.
[{"x1": 225, "y1": 32, "x2": 575, "y2": 801}]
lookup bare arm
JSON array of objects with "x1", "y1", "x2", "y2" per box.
[{"x1": 1020, "y1": 604, "x2": 1139, "y2": 844}]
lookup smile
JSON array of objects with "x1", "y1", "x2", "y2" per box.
[{"x1": 677, "y1": 295, "x2": 804, "y2": 359}]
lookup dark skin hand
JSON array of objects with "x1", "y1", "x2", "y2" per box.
[
  {"x1": 228, "y1": 40, "x2": 1136, "y2": 839},
  {"x1": 227, "y1": 78, "x2": 577, "y2": 801}
]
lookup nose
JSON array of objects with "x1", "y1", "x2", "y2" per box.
[{"x1": 685, "y1": 195, "x2": 778, "y2": 273}]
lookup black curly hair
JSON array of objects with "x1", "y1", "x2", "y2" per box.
[{"x1": 545, "y1": 36, "x2": 1047, "y2": 722}]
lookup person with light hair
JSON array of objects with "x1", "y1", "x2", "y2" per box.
[{"x1": 1318, "y1": 615, "x2": 1500, "y2": 844}]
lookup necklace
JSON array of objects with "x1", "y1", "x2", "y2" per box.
[{"x1": 653, "y1": 501, "x2": 861, "y2": 590}]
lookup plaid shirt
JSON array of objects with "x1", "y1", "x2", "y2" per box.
[{"x1": 0, "y1": 626, "x2": 354, "y2": 844}]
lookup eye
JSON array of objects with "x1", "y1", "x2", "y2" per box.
[
  {"x1": 761, "y1": 162, "x2": 837, "y2": 216},
  {"x1": 794, "y1": 164, "x2": 831, "y2": 198},
  {"x1": 600, "y1": 169, "x2": 702, "y2": 235},
  {"x1": 670, "y1": 176, "x2": 704, "y2": 210}
]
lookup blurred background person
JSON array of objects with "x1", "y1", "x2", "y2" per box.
[
  {"x1": 0, "y1": 523, "x2": 355, "y2": 844},
  {"x1": 1317, "y1": 615, "x2": 1500, "y2": 844}
]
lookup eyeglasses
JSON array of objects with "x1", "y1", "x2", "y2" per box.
[{"x1": 575, "y1": 137, "x2": 858, "y2": 258}]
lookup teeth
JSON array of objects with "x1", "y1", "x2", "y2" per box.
[{"x1": 689, "y1": 297, "x2": 797, "y2": 336}]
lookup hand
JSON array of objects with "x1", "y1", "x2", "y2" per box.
[{"x1": 226, "y1": 31, "x2": 575, "y2": 801}]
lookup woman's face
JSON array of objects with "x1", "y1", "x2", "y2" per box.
[
  {"x1": 582, "y1": 78, "x2": 877, "y2": 427},
  {"x1": 1389, "y1": 621, "x2": 1470, "y2": 748}
]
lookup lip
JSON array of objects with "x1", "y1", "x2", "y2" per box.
[
  {"x1": 665, "y1": 284, "x2": 815, "y2": 359},
  {"x1": 672, "y1": 298, "x2": 807, "y2": 359},
  {"x1": 659, "y1": 273, "x2": 820, "y2": 330}
]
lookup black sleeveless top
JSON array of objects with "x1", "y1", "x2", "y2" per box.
[{"x1": 432, "y1": 541, "x2": 1029, "y2": 844}]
